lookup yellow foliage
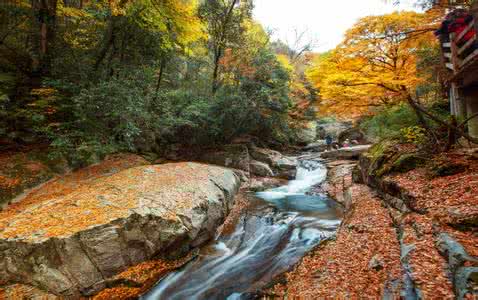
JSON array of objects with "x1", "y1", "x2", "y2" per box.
[
  {"x1": 131, "y1": 0, "x2": 206, "y2": 52},
  {"x1": 400, "y1": 126, "x2": 426, "y2": 144},
  {"x1": 306, "y1": 11, "x2": 439, "y2": 118},
  {"x1": 276, "y1": 54, "x2": 294, "y2": 74}
]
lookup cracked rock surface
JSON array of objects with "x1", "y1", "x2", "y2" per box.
[{"x1": 0, "y1": 162, "x2": 240, "y2": 297}]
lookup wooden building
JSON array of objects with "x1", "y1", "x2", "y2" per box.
[{"x1": 440, "y1": 1, "x2": 478, "y2": 139}]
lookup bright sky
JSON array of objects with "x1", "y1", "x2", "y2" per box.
[{"x1": 253, "y1": 0, "x2": 419, "y2": 52}]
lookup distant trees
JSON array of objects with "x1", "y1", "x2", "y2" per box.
[{"x1": 0, "y1": 0, "x2": 306, "y2": 163}]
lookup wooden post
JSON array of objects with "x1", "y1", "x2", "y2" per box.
[
  {"x1": 451, "y1": 83, "x2": 467, "y2": 118},
  {"x1": 471, "y1": 2, "x2": 478, "y2": 28},
  {"x1": 450, "y1": 32, "x2": 460, "y2": 74},
  {"x1": 450, "y1": 83, "x2": 457, "y2": 116},
  {"x1": 465, "y1": 3, "x2": 478, "y2": 140},
  {"x1": 456, "y1": 92, "x2": 467, "y2": 119},
  {"x1": 465, "y1": 89, "x2": 478, "y2": 139}
]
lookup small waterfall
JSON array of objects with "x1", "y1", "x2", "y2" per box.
[
  {"x1": 143, "y1": 158, "x2": 341, "y2": 300},
  {"x1": 257, "y1": 160, "x2": 326, "y2": 200}
]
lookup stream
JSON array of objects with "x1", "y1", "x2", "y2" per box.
[{"x1": 143, "y1": 159, "x2": 343, "y2": 300}]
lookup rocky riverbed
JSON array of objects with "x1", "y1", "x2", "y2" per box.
[
  {"x1": 1, "y1": 140, "x2": 476, "y2": 299},
  {"x1": 271, "y1": 142, "x2": 478, "y2": 299}
]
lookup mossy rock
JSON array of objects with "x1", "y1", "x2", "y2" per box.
[
  {"x1": 363, "y1": 139, "x2": 400, "y2": 177},
  {"x1": 389, "y1": 153, "x2": 426, "y2": 174},
  {"x1": 362, "y1": 139, "x2": 426, "y2": 178},
  {"x1": 429, "y1": 161, "x2": 468, "y2": 178}
]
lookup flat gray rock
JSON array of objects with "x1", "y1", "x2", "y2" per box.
[{"x1": 320, "y1": 145, "x2": 372, "y2": 160}]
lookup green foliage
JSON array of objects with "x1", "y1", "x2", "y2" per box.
[
  {"x1": 213, "y1": 48, "x2": 294, "y2": 143},
  {"x1": 400, "y1": 126, "x2": 426, "y2": 144},
  {"x1": 47, "y1": 69, "x2": 157, "y2": 166},
  {"x1": 361, "y1": 99, "x2": 452, "y2": 147},
  {"x1": 45, "y1": 48, "x2": 295, "y2": 165},
  {"x1": 360, "y1": 104, "x2": 419, "y2": 141},
  {"x1": 0, "y1": 0, "x2": 301, "y2": 166}
]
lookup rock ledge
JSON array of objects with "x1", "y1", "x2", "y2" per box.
[{"x1": 0, "y1": 162, "x2": 240, "y2": 297}]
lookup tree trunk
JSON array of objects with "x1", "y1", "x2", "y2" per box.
[
  {"x1": 407, "y1": 94, "x2": 478, "y2": 144},
  {"x1": 211, "y1": 0, "x2": 239, "y2": 94},
  {"x1": 212, "y1": 47, "x2": 222, "y2": 94},
  {"x1": 31, "y1": 0, "x2": 57, "y2": 86},
  {"x1": 446, "y1": 116, "x2": 457, "y2": 151},
  {"x1": 94, "y1": 15, "x2": 118, "y2": 72},
  {"x1": 155, "y1": 58, "x2": 166, "y2": 95},
  {"x1": 405, "y1": 93, "x2": 438, "y2": 143}
]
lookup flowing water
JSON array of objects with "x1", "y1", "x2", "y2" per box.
[{"x1": 143, "y1": 159, "x2": 342, "y2": 300}]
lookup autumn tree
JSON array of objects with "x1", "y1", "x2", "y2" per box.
[
  {"x1": 307, "y1": 11, "x2": 437, "y2": 118},
  {"x1": 199, "y1": 0, "x2": 253, "y2": 93}
]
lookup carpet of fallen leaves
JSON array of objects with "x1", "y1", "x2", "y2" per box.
[
  {"x1": 0, "y1": 153, "x2": 148, "y2": 240},
  {"x1": 0, "y1": 158, "x2": 226, "y2": 241},
  {"x1": 275, "y1": 184, "x2": 402, "y2": 298},
  {"x1": 92, "y1": 251, "x2": 197, "y2": 300},
  {"x1": 0, "y1": 284, "x2": 59, "y2": 300},
  {"x1": 0, "y1": 150, "x2": 54, "y2": 207},
  {"x1": 386, "y1": 150, "x2": 478, "y2": 225},
  {"x1": 382, "y1": 150, "x2": 477, "y2": 298},
  {"x1": 274, "y1": 148, "x2": 478, "y2": 299},
  {"x1": 401, "y1": 213, "x2": 455, "y2": 298}
]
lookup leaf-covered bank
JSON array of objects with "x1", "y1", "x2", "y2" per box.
[{"x1": 273, "y1": 141, "x2": 478, "y2": 299}]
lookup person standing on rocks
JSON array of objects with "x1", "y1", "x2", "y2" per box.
[
  {"x1": 325, "y1": 134, "x2": 333, "y2": 151},
  {"x1": 343, "y1": 139, "x2": 351, "y2": 148}
]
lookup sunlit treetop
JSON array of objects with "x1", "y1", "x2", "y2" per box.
[{"x1": 306, "y1": 11, "x2": 437, "y2": 118}]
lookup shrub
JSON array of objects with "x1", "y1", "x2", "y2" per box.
[
  {"x1": 48, "y1": 68, "x2": 157, "y2": 166},
  {"x1": 360, "y1": 104, "x2": 419, "y2": 141},
  {"x1": 400, "y1": 126, "x2": 426, "y2": 144}
]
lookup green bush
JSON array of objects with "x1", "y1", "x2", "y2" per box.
[
  {"x1": 45, "y1": 50, "x2": 297, "y2": 165},
  {"x1": 360, "y1": 104, "x2": 419, "y2": 141}
]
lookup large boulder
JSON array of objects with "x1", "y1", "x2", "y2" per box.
[
  {"x1": 249, "y1": 160, "x2": 274, "y2": 177},
  {"x1": 296, "y1": 121, "x2": 318, "y2": 144},
  {"x1": 276, "y1": 156, "x2": 297, "y2": 171},
  {"x1": 200, "y1": 144, "x2": 250, "y2": 173},
  {"x1": 275, "y1": 157, "x2": 297, "y2": 179},
  {"x1": 249, "y1": 146, "x2": 297, "y2": 179},
  {"x1": 338, "y1": 128, "x2": 367, "y2": 145},
  {"x1": 0, "y1": 162, "x2": 240, "y2": 297},
  {"x1": 200, "y1": 144, "x2": 297, "y2": 180},
  {"x1": 249, "y1": 146, "x2": 282, "y2": 168}
]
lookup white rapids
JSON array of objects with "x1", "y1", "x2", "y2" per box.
[{"x1": 142, "y1": 158, "x2": 341, "y2": 300}]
